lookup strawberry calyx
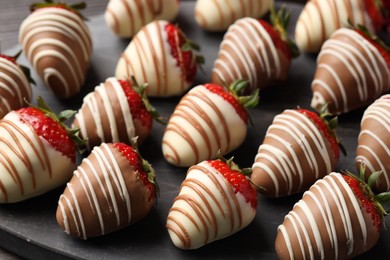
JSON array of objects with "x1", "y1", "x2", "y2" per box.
[
  {"x1": 342, "y1": 164, "x2": 390, "y2": 232},
  {"x1": 127, "y1": 76, "x2": 166, "y2": 125},
  {"x1": 29, "y1": 96, "x2": 86, "y2": 154},
  {"x1": 210, "y1": 151, "x2": 257, "y2": 209},
  {"x1": 353, "y1": 23, "x2": 390, "y2": 70},
  {"x1": 115, "y1": 138, "x2": 159, "y2": 201},
  {"x1": 297, "y1": 104, "x2": 346, "y2": 161},
  {"x1": 268, "y1": 5, "x2": 300, "y2": 60},
  {"x1": 0, "y1": 50, "x2": 36, "y2": 85},
  {"x1": 30, "y1": 0, "x2": 87, "y2": 20},
  {"x1": 211, "y1": 79, "x2": 259, "y2": 125}
]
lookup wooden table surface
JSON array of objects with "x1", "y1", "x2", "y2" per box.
[{"x1": 0, "y1": 0, "x2": 305, "y2": 259}]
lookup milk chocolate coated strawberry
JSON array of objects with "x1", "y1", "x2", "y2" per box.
[
  {"x1": 57, "y1": 142, "x2": 158, "y2": 239},
  {"x1": 311, "y1": 27, "x2": 390, "y2": 115},
  {"x1": 19, "y1": 0, "x2": 93, "y2": 99}
]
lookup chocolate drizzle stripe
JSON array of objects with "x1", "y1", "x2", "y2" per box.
[
  {"x1": 166, "y1": 214, "x2": 192, "y2": 249},
  {"x1": 67, "y1": 182, "x2": 87, "y2": 239},
  {"x1": 161, "y1": 139, "x2": 181, "y2": 165},
  {"x1": 144, "y1": 20, "x2": 164, "y2": 95},
  {"x1": 76, "y1": 166, "x2": 106, "y2": 233},
  {"x1": 165, "y1": 121, "x2": 199, "y2": 163},
  {"x1": 60, "y1": 192, "x2": 82, "y2": 237}
]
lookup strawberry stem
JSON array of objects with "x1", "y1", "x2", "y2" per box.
[
  {"x1": 30, "y1": 0, "x2": 88, "y2": 20},
  {"x1": 270, "y1": 5, "x2": 300, "y2": 58},
  {"x1": 129, "y1": 76, "x2": 166, "y2": 125}
]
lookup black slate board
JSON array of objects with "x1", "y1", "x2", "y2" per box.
[{"x1": 1, "y1": 2, "x2": 390, "y2": 259}]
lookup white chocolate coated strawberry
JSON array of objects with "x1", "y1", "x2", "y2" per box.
[
  {"x1": 73, "y1": 77, "x2": 136, "y2": 151},
  {"x1": 295, "y1": 0, "x2": 374, "y2": 53},
  {"x1": 0, "y1": 58, "x2": 32, "y2": 119},
  {"x1": 166, "y1": 161, "x2": 256, "y2": 249},
  {"x1": 356, "y1": 94, "x2": 390, "y2": 192},
  {"x1": 211, "y1": 17, "x2": 290, "y2": 91},
  {"x1": 195, "y1": 0, "x2": 273, "y2": 31},
  {"x1": 311, "y1": 28, "x2": 390, "y2": 115},
  {"x1": 0, "y1": 111, "x2": 75, "y2": 203},
  {"x1": 276, "y1": 172, "x2": 379, "y2": 259},
  {"x1": 115, "y1": 20, "x2": 187, "y2": 97},
  {"x1": 19, "y1": 7, "x2": 92, "y2": 99},
  {"x1": 105, "y1": 0, "x2": 179, "y2": 37},
  {"x1": 162, "y1": 84, "x2": 247, "y2": 167}
]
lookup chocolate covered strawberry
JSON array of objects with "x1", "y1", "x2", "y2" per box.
[
  {"x1": 0, "y1": 51, "x2": 34, "y2": 119},
  {"x1": 162, "y1": 80, "x2": 258, "y2": 167},
  {"x1": 56, "y1": 142, "x2": 158, "y2": 239},
  {"x1": 195, "y1": 0, "x2": 273, "y2": 31},
  {"x1": 251, "y1": 107, "x2": 343, "y2": 197},
  {"x1": 311, "y1": 26, "x2": 390, "y2": 115},
  {"x1": 19, "y1": 0, "x2": 92, "y2": 99},
  {"x1": 356, "y1": 94, "x2": 390, "y2": 192},
  {"x1": 211, "y1": 6, "x2": 299, "y2": 92},
  {"x1": 295, "y1": 0, "x2": 389, "y2": 53},
  {"x1": 115, "y1": 20, "x2": 204, "y2": 97},
  {"x1": 105, "y1": 0, "x2": 180, "y2": 38},
  {"x1": 276, "y1": 169, "x2": 390, "y2": 259},
  {"x1": 0, "y1": 97, "x2": 84, "y2": 203},
  {"x1": 166, "y1": 154, "x2": 257, "y2": 249},
  {"x1": 73, "y1": 77, "x2": 163, "y2": 151}
]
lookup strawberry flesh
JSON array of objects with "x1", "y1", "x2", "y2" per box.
[
  {"x1": 0, "y1": 54, "x2": 17, "y2": 65},
  {"x1": 343, "y1": 175, "x2": 382, "y2": 232},
  {"x1": 118, "y1": 80, "x2": 152, "y2": 130},
  {"x1": 356, "y1": 30, "x2": 390, "y2": 70},
  {"x1": 259, "y1": 20, "x2": 291, "y2": 61},
  {"x1": 203, "y1": 83, "x2": 248, "y2": 123},
  {"x1": 208, "y1": 159, "x2": 257, "y2": 209},
  {"x1": 114, "y1": 142, "x2": 156, "y2": 201},
  {"x1": 365, "y1": 0, "x2": 385, "y2": 32},
  {"x1": 297, "y1": 109, "x2": 339, "y2": 160},
  {"x1": 165, "y1": 23, "x2": 197, "y2": 83},
  {"x1": 18, "y1": 107, "x2": 76, "y2": 162}
]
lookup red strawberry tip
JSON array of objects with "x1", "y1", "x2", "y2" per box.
[
  {"x1": 214, "y1": 151, "x2": 258, "y2": 208},
  {"x1": 0, "y1": 50, "x2": 36, "y2": 85},
  {"x1": 127, "y1": 76, "x2": 166, "y2": 125},
  {"x1": 222, "y1": 78, "x2": 259, "y2": 127},
  {"x1": 30, "y1": 0, "x2": 87, "y2": 20},
  {"x1": 31, "y1": 96, "x2": 87, "y2": 153},
  {"x1": 270, "y1": 5, "x2": 300, "y2": 59},
  {"x1": 130, "y1": 137, "x2": 159, "y2": 198}
]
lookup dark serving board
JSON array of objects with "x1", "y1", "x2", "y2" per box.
[{"x1": 1, "y1": 1, "x2": 390, "y2": 259}]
